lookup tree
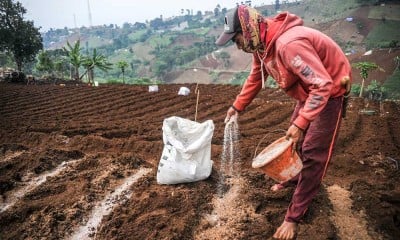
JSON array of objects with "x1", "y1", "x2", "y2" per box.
[
  {"x1": 152, "y1": 60, "x2": 168, "y2": 78},
  {"x1": 35, "y1": 50, "x2": 54, "y2": 76},
  {"x1": 353, "y1": 61, "x2": 384, "y2": 97},
  {"x1": 117, "y1": 60, "x2": 129, "y2": 84},
  {"x1": 214, "y1": 5, "x2": 221, "y2": 17},
  {"x1": 82, "y1": 48, "x2": 112, "y2": 85},
  {"x1": 48, "y1": 49, "x2": 69, "y2": 79},
  {"x1": 54, "y1": 59, "x2": 69, "y2": 79},
  {"x1": 0, "y1": 0, "x2": 43, "y2": 71},
  {"x1": 63, "y1": 40, "x2": 83, "y2": 81},
  {"x1": 275, "y1": 0, "x2": 280, "y2": 11}
]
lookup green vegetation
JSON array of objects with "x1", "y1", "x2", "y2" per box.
[
  {"x1": 230, "y1": 71, "x2": 249, "y2": 85},
  {"x1": 63, "y1": 40, "x2": 84, "y2": 81},
  {"x1": 284, "y1": 0, "x2": 359, "y2": 24},
  {"x1": 84, "y1": 37, "x2": 110, "y2": 49},
  {"x1": 35, "y1": 51, "x2": 54, "y2": 76},
  {"x1": 368, "y1": 4, "x2": 400, "y2": 21},
  {"x1": 1, "y1": 0, "x2": 399, "y2": 99},
  {"x1": 0, "y1": 0, "x2": 42, "y2": 71},
  {"x1": 353, "y1": 61, "x2": 384, "y2": 97},
  {"x1": 366, "y1": 80, "x2": 386, "y2": 100},
  {"x1": 117, "y1": 61, "x2": 129, "y2": 84},
  {"x1": 266, "y1": 76, "x2": 278, "y2": 88},
  {"x1": 148, "y1": 34, "x2": 173, "y2": 48},
  {"x1": 351, "y1": 58, "x2": 399, "y2": 100},
  {"x1": 128, "y1": 29, "x2": 148, "y2": 42},
  {"x1": 383, "y1": 65, "x2": 400, "y2": 99},
  {"x1": 365, "y1": 20, "x2": 400, "y2": 49},
  {"x1": 351, "y1": 83, "x2": 362, "y2": 96},
  {"x1": 183, "y1": 27, "x2": 210, "y2": 36},
  {"x1": 82, "y1": 48, "x2": 113, "y2": 85}
]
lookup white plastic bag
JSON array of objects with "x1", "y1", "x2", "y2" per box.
[
  {"x1": 157, "y1": 116, "x2": 214, "y2": 184},
  {"x1": 178, "y1": 87, "x2": 190, "y2": 96},
  {"x1": 149, "y1": 85, "x2": 159, "y2": 92}
]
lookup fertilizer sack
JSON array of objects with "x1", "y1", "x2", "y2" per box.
[{"x1": 157, "y1": 116, "x2": 214, "y2": 184}]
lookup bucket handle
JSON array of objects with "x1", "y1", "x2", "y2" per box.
[{"x1": 253, "y1": 129, "x2": 286, "y2": 159}]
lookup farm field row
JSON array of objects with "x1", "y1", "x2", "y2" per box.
[{"x1": 0, "y1": 83, "x2": 399, "y2": 239}]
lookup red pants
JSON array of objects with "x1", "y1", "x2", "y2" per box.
[{"x1": 285, "y1": 96, "x2": 343, "y2": 223}]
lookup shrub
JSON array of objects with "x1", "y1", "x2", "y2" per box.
[
  {"x1": 230, "y1": 71, "x2": 249, "y2": 85},
  {"x1": 351, "y1": 83, "x2": 361, "y2": 96},
  {"x1": 366, "y1": 80, "x2": 386, "y2": 100}
]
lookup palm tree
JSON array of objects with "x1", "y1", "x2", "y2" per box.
[
  {"x1": 117, "y1": 61, "x2": 129, "y2": 84},
  {"x1": 63, "y1": 40, "x2": 83, "y2": 81},
  {"x1": 82, "y1": 48, "x2": 112, "y2": 85}
]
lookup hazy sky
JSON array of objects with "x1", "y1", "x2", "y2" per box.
[{"x1": 18, "y1": 0, "x2": 272, "y2": 31}]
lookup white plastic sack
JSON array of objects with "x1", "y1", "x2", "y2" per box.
[
  {"x1": 149, "y1": 85, "x2": 159, "y2": 92},
  {"x1": 157, "y1": 116, "x2": 214, "y2": 184},
  {"x1": 178, "y1": 87, "x2": 190, "y2": 96}
]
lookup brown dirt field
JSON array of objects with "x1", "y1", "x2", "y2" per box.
[{"x1": 0, "y1": 82, "x2": 399, "y2": 239}]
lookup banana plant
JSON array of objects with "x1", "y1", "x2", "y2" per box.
[
  {"x1": 63, "y1": 40, "x2": 83, "y2": 81},
  {"x1": 82, "y1": 48, "x2": 112, "y2": 85}
]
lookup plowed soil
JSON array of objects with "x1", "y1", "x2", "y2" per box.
[{"x1": 0, "y1": 82, "x2": 399, "y2": 239}]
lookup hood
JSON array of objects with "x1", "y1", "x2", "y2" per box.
[{"x1": 264, "y1": 12, "x2": 304, "y2": 54}]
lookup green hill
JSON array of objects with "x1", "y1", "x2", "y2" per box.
[{"x1": 15, "y1": 0, "x2": 400, "y2": 88}]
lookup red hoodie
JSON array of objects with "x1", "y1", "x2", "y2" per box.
[{"x1": 232, "y1": 12, "x2": 352, "y2": 130}]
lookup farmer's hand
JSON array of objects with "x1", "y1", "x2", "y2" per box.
[
  {"x1": 285, "y1": 124, "x2": 303, "y2": 145},
  {"x1": 224, "y1": 106, "x2": 238, "y2": 124}
]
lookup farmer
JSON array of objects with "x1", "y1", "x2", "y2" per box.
[{"x1": 216, "y1": 5, "x2": 352, "y2": 240}]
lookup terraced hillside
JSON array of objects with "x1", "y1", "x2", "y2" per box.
[{"x1": 0, "y1": 83, "x2": 399, "y2": 239}]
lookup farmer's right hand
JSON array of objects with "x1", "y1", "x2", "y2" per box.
[
  {"x1": 286, "y1": 124, "x2": 303, "y2": 154},
  {"x1": 286, "y1": 124, "x2": 303, "y2": 144},
  {"x1": 224, "y1": 106, "x2": 238, "y2": 124}
]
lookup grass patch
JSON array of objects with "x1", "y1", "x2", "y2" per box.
[
  {"x1": 147, "y1": 34, "x2": 172, "y2": 48},
  {"x1": 182, "y1": 27, "x2": 210, "y2": 36},
  {"x1": 368, "y1": 4, "x2": 400, "y2": 21},
  {"x1": 128, "y1": 29, "x2": 148, "y2": 41},
  {"x1": 365, "y1": 20, "x2": 400, "y2": 49},
  {"x1": 108, "y1": 49, "x2": 133, "y2": 63},
  {"x1": 383, "y1": 69, "x2": 400, "y2": 99},
  {"x1": 285, "y1": 0, "x2": 359, "y2": 23}
]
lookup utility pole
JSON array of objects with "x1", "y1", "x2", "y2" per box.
[
  {"x1": 87, "y1": 0, "x2": 93, "y2": 28},
  {"x1": 74, "y1": 14, "x2": 81, "y2": 37},
  {"x1": 74, "y1": 14, "x2": 78, "y2": 29}
]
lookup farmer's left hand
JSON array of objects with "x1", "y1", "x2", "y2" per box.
[{"x1": 224, "y1": 106, "x2": 238, "y2": 124}]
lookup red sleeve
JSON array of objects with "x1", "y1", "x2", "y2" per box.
[
  {"x1": 232, "y1": 54, "x2": 266, "y2": 111},
  {"x1": 280, "y1": 41, "x2": 333, "y2": 130}
]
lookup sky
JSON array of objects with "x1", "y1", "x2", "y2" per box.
[{"x1": 18, "y1": 0, "x2": 272, "y2": 32}]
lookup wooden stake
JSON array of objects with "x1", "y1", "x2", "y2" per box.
[{"x1": 195, "y1": 84, "x2": 200, "y2": 122}]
